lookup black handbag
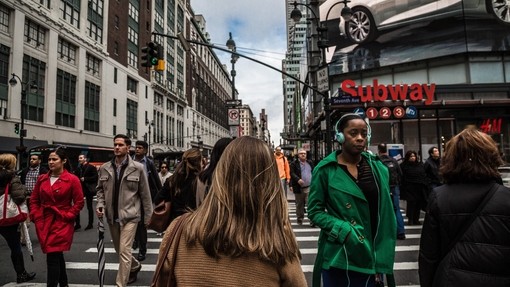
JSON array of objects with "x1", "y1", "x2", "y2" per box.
[{"x1": 148, "y1": 201, "x2": 172, "y2": 233}]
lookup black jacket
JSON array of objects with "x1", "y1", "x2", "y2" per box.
[
  {"x1": 419, "y1": 182, "x2": 510, "y2": 287},
  {"x1": 424, "y1": 157, "x2": 441, "y2": 185},
  {"x1": 289, "y1": 159, "x2": 314, "y2": 194},
  {"x1": 73, "y1": 163, "x2": 98, "y2": 196}
]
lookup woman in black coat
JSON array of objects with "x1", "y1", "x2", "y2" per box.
[
  {"x1": 419, "y1": 128, "x2": 510, "y2": 287},
  {"x1": 400, "y1": 150, "x2": 429, "y2": 225}
]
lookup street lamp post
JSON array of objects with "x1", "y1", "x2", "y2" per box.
[
  {"x1": 9, "y1": 73, "x2": 37, "y2": 161},
  {"x1": 226, "y1": 32, "x2": 239, "y2": 100},
  {"x1": 145, "y1": 119, "x2": 154, "y2": 155},
  {"x1": 290, "y1": 0, "x2": 351, "y2": 156}
]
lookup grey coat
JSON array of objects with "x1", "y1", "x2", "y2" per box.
[{"x1": 96, "y1": 157, "x2": 153, "y2": 226}]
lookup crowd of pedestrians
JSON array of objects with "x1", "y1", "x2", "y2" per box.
[{"x1": 1, "y1": 126, "x2": 509, "y2": 286}]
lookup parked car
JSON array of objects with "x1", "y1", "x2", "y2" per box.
[
  {"x1": 321, "y1": 0, "x2": 510, "y2": 45},
  {"x1": 499, "y1": 166, "x2": 510, "y2": 188}
]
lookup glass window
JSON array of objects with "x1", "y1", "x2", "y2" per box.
[
  {"x1": 127, "y1": 77, "x2": 138, "y2": 94},
  {"x1": 0, "y1": 3, "x2": 9, "y2": 33},
  {"x1": 84, "y1": 81, "x2": 100, "y2": 132},
  {"x1": 60, "y1": 0, "x2": 80, "y2": 28},
  {"x1": 86, "y1": 53, "x2": 101, "y2": 78},
  {"x1": 24, "y1": 19, "x2": 46, "y2": 50},
  {"x1": 58, "y1": 38, "x2": 77, "y2": 64},
  {"x1": 22, "y1": 55, "x2": 46, "y2": 122},
  {"x1": 55, "y1": 69, "x2": 76, "y2": 128},
  {"x1": 126, "y1": 99, "x2": 138, "y2": 138}
]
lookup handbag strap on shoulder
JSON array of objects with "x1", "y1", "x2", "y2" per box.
[
  {"x1": 445, "y1": 182, "x2": 499, "y2": 252},
  {"x1": 151, "y1": 212, "x2": 190, "y2": 287}
]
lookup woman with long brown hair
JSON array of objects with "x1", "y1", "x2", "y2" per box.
[
  {"x1": 153, "y1": 137, "x2": 306, "y2": 286},
  {"x1": 154, "y1": 148, "x2": 202, "y2": 221}
]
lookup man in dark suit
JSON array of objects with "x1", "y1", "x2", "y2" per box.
[
  {"x1": 132, "y1": 140, "x2": 161, "y2": 261},
  {"x1": 290, "y1": 148, "x2": 314, "y2": 225},
  {"x1": 74, "y1": 154, "x2": 98, "y2": 230}
]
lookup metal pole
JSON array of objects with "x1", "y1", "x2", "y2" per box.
[
  {"x1": 148, "y1": 124, "x2": 151, "y2": 155},
  {"x1": 20, "y1": 88, "x2": 26, "y2": 151},
  {"x1": 231, "y1": 55, "x2": 236, "y2": 100}
]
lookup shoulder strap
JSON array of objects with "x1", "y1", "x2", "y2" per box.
[
  {"x1": 445, "y1": 183, "x2": 499, "y2": 252},
  {"x1": 151, "y1": 213, "x2": 190, "y2": 287}
]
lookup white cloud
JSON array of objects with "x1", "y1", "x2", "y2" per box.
[{"x1": 191, "y1": 0, "x2": 287, "y2": 145}]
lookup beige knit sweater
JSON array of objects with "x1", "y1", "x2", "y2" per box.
[{"x1": 154, "y1": 220, "x2": 308, "y2": 287}]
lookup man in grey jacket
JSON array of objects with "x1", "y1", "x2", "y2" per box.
[{"x1": 96, "y1": 134, "x2": 153, "y2": 286}]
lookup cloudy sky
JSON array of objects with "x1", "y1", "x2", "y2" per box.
[{"x1": 191, "y1": 0, "x2": 288, "y2": 145}]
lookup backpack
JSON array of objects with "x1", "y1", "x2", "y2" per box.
[{"x1": 380, "y1": 155, "x2": 400, "y2": 187}]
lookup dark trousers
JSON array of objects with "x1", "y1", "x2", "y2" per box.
[
  {"x1": 47, "y1": 252, "x2": 68, "y2": 287},
  {"x1": 407, "y1": 200, "x2": 422, "y2": 225},
  {"x1": 75, "y1": 194, "x2": 94, "y2": 227},
  {"x1": 322, "y1": 267, "x2": 376, "y2": 287},
  {"x1": 134, "y1": 209, "x2": 147, "y2": 256},
  {"x1": 0, "y1": 224, "x2": 26, "y2": 275}
]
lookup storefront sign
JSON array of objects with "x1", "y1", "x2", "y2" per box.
[
  {"x1": 480, "y1": 118, "x2": 502, "y2": 134},
  {"x1": 341, "y1": 79, "x2": 435, "y2": 105}
]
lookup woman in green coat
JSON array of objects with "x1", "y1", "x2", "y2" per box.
[{"x1": 308, "y1": 114, "x2": 396, "y2": 287}]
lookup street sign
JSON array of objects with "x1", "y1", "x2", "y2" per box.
[
  {"x1": 229, "y1": 126, "x2": 240, "y2": 138},
  {"x1": 406, "y1": 106, "x2": 418, "y2": 118},
  {"x1": 393, "y1": 106, "x2": 405, "y2": 118},
  {"x1": 366, "y1": 107, "x2": 378, "y2": 120},
  {"x1": 226, "y1": 99, "x2": 242, "y2": 107},
  {"x1": 317, "y1": 66, "x2": 329, "y2": 92},
  {"x1": 380, "y1": 107, "x2": 391, "y2": 119},
  {"x1": 353, "y1": 107, "x2": 365, "y2": 118},
  {"x1": 228, "y1": 108, "x2": 240, "y2": 126}
]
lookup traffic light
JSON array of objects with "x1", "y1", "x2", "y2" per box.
[
  {"x1": 155, "y1": 45, "x2": 165, "y2": 72},
  {"x1": 14, "y1": 123, "x2": 19, "y2": 134},
  {"x1": 141, "y1": 42, "x2": 159, "y2": 68}
]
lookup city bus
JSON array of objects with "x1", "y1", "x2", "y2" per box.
[{"x1": 27, "y1": 144, "x2": 114, "y2": 171}]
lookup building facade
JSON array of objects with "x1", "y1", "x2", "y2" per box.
[
  {"x1": 302, "y1": 0, "x2": 510, "y2": 162},
  {"x1": 0, "y1": 0, "x2": 232, "y2": 166}
]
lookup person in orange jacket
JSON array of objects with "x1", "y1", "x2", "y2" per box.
[{"x1": 274, "y1": 146, "x2": 290, "y2": 197}]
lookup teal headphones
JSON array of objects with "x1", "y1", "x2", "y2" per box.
[{"x1": 334, "y1": 113, "x2": 372, "y2": 146}]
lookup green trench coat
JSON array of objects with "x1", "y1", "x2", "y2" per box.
[{"x1": 308, "y1": 151, "x2": 396, "y2": 287}]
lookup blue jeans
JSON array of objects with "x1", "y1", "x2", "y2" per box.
[{"x1": 392, "y1": 186, "x2": 405, "y2": 235}]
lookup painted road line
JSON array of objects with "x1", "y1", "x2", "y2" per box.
[{"x1": 301, "y1": 262, "x2": 418, "y2": 272}]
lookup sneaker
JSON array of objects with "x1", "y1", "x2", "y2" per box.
[
  {"x1": 297, "y1": 219, "x2": 303, "y2": 225},
  {"x1": 397, "y1": 233, "x2": 406, "y2": 240}
]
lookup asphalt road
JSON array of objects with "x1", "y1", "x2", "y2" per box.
[{"x1": 0, "y1": 196, "x2": 422, "y2": 286}]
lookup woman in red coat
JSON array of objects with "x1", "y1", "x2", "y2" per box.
[{"x1": 30, "y1": 147, "x2": 84, "y2": 287}]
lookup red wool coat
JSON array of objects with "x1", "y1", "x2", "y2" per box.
[{"x1": 30, "y1": 170, "x2": 84, "y2": 253}]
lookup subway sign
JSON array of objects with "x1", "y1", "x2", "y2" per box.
[{"x1": 341, "y1": 79, "x2": 436, "y2": 105}]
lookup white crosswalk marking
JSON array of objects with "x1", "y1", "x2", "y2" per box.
[{"x1": 2, "y1": 201, "x2": 420, "y2": 286}]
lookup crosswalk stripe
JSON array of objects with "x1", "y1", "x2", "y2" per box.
[
  {"x1": 299, "y1": 245, "x2": 419, "y2": 254},
  {"x1": 300, "y1": 262, "x2": 418, "y2": 272},
  {"x1": 66, "y1": 262, "x2": 156, "y2": 272},
  {"x1": 86, "y1": 244, "x2": 421, "y2": 256}
]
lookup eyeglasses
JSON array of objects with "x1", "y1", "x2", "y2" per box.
[
  {"x1": 161, "y1": 166, "x2": 167, "y2": 169},
  {"x1": 298, "y1": 153, "x2": 306, "y2": 155}
]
